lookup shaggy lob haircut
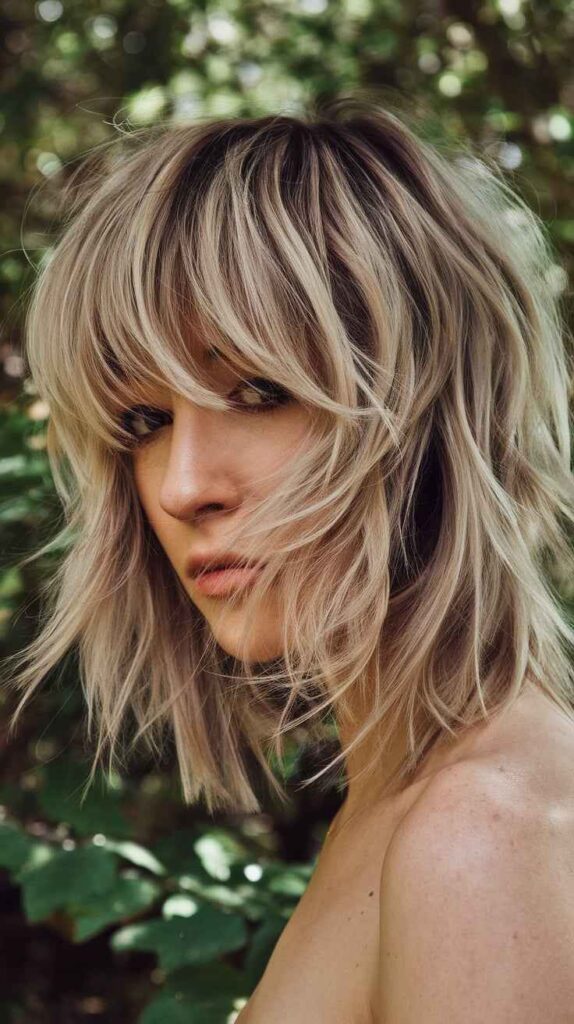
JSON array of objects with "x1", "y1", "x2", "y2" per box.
[{"x1": 5, "y1": 95, "x2": 574, "y2": 814}]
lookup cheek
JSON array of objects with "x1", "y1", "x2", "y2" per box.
[
  {"x1": 132, "y1": 455, "x2": 164, "y2": 532},
  {"x1": 253, "y1": 411, "x2": 314, "y2": 475}
]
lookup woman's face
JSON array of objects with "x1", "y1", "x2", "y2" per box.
[{"x1": 129, "y1": 351, "x2": 313, "y2": 662}]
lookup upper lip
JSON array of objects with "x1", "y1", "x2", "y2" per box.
[{"x1": 186, "y1": 551, "x2": 265, "y2": 578}]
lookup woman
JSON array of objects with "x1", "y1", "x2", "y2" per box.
[{"x1": 5, "y1": 93, "x2": 574, "y2": 1021}]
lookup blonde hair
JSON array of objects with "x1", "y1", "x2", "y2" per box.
[{"x1": 4, "y1": 92, "x2": 574, "y2": 814}]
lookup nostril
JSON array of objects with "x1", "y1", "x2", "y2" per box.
[{"x1": 195, "y1": 503, "x2": 227, "y2": 520}]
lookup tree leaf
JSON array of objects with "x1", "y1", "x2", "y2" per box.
[
  {"x1": 193, "y1": 829, "x2": 249, "y2": 882},
  {"x1": 111, "y1": 905, "x2": 248, "y2": 970},
  {"x1": 0, "y1": 821, "x2": 36, "y2": 873},
  {"x1": 73, "y1": 873, "x2": 161, "y2": 942},
  {"x1": 139, "y1": 992, "x2": 242, "y2": 1024},
  {"x1": 163, "y1": 963, "x2": 250, "y2": 1000},
  {"x1": 243, "y1": 913, "x2": 286, "y2": 989},
  {"x1": 139, "y1": 964, "x2": 249, "y2": 1024},
  {"x1": 99, "y1": 839, "x2": 166, "y2": 876},
  {"x1": 152, "y1": 829, "x2": 213, "y2": 879},
  {"x1": 20, "y1": 844, "x2": 118, "y2": 923},
  {"x1": 37, "y1": 758, "x2": 132, "y2": 838}
]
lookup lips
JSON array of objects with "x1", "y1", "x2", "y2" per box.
[
  {"x1": 186, "y1": 550, "x2": 262, "y2": 579},
  {"x1": 191, "y1": 562, "x2": 265, "y2": 597}
]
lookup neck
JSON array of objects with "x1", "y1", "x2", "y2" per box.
[
  {"x1": 332, "y1": 693, "x2": 452, "y2": 837},
  {"x1": 335, "y1": 710, "x2": 406, "y2": 823}
]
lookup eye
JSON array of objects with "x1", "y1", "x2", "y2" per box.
[
  {"x1": 119, "y1": 379, "x2": 292, "y2": 448},
  {"x1": 228, "y1": 377, "x2": 292, "y2": 413},
  {"x1": 120, "y1": 405, "x2": 172, "y2": 446}
]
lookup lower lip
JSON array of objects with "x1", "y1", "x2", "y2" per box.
[{"x1": 192, "y1": 564, "x2": 265, "y2": 597}]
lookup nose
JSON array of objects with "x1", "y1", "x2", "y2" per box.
[{"x1": 156, "y1": 406, "x2": 243, "y2": 524}]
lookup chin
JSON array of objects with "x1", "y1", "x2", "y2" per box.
[
  {"x1": 202, "y1": 595, "x2": 285, "y2": 665},
  {"x1": 210, "y1": 622, "x2": 283, "y2": 665}
]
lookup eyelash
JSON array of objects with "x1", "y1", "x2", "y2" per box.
[{"x1": 120, "y1": 378, "x2": 292, "y2": 446}]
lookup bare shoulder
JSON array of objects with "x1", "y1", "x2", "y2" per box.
[
  {"x1": 376, "y1": 757, "x2": 574, "y2": 1023},
  {"x1": 381, "y1": 754, "x2": 574, "y2": 890}
]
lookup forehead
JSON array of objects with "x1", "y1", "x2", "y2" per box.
[{"x1": 128, "y1": 341, "x2": 230, "y2": 401}]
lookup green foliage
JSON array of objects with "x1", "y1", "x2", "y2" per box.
[
  {"x1": 19, "y1": 844, "x2": 119, "y2": 923},
  {"x1": 0, "y1": 758, "x2": 312, "y2": 1020},
  {"x1": 37, "y1": 758, "x2": 135, "y2": 838},
  {"x1": 111, "y1": 907, "x2": 248, "y2": 969},
  {"x1": 0, "y1": 821, "x2": 36, "y2": 871},
  {"x1": 73, "y1": 873, "x2": 161, "y2": 943},
  {"x1": 140, "y1": 964, "x2": 249, "y2": 1024},
  {"x1": 243, "y1": 913, "x2": 287, "y2": 989}
]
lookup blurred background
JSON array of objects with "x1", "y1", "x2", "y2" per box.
[{"x1": 1, "y1": 0, "x2": 573, "y2": 1021}]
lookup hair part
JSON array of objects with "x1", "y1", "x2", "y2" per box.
[{"x1": 4, "y1": 92, "x2": 574, "y2": 814}]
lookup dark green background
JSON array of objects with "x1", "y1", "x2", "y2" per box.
[{"x1": 1, "y1": 1, "x2": 573, "y2": 1020}]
